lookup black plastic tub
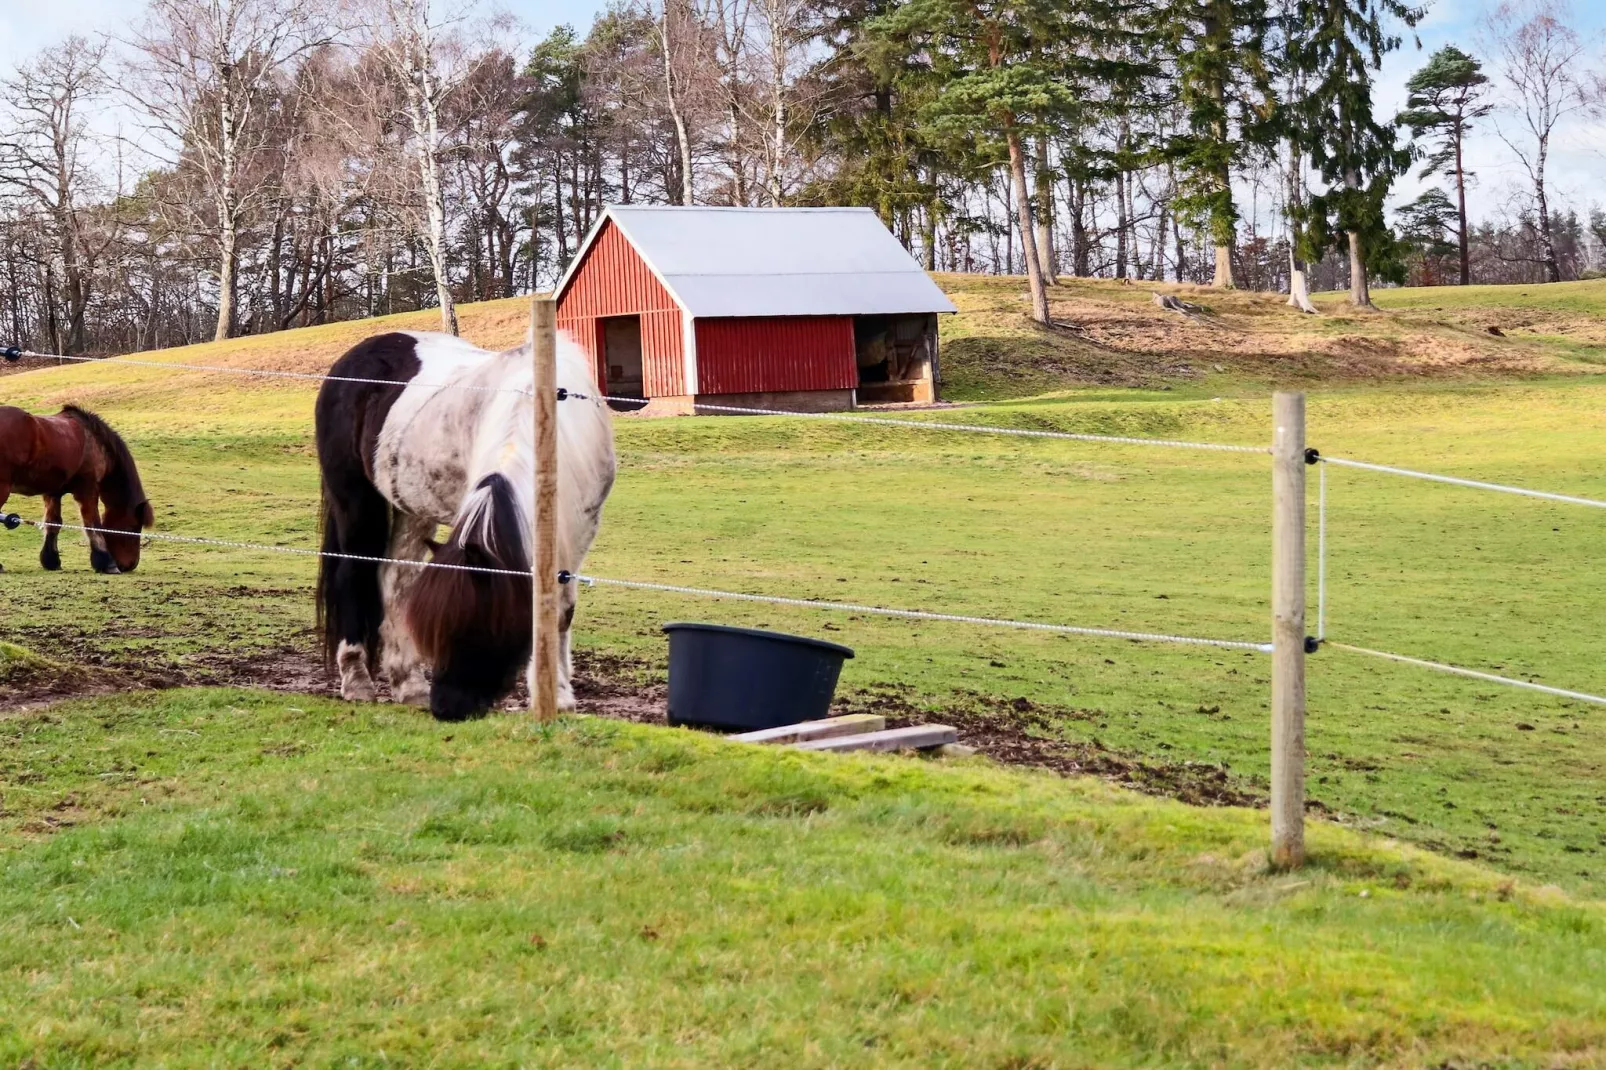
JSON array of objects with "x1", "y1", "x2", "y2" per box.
[{"x1": 662, "y1": 622, "x2": 855, "y2": 732}]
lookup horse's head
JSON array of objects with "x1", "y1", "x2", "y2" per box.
[
  {"x1": 99, "y1": 498, "x2": 155, "y2": 573},
  {"x1": 405, "y1": 474, "x2": 532, "y2": 720}
]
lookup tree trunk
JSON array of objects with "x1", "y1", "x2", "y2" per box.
[
  {"x1": 1114, "y1": 168, "x2": 1129, "y2": 279},
  {"x1": 213, "y1": 69, "x2": 238, "y2": 343},
  {"x1": 1213, "y1": 245, "x2": 1235, "y2": 289},
  {"x1": 1033, "y1": 136, "x2": 1057, "y2": 285},
  {"x1": 406, "y1": 28, "x2": 458, "y2": 337},
  {"x1": 216, "y1": 212, "x2": 238, "y2": 341},
  {"x1": 1535, "y1": 132, "x2": 1559, "y2": 283},
  {"x1": 1345, "y1": 169, "x2": 1370, "y2": 307},
  {"x1": 661, "y1": 3, "x2": 695, "y2": 207},
  {"x1": 1285, "y1": 140, "x2": 1317, "y2": 314},
  {"x1": 1006, "y1": 127, "x2": 1050, "y2": 325},
  {"x1": 1453, "y1": 128, "x2": 1470, "y2": 286},
  {"x1": 1068, "y1": 173, "x2": 1089, "y2": 277}
]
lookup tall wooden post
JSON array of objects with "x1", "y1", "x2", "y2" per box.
[
  {"x1": 531, "y1": 297, "x2": 561, "y2": 722},
  {"x1": 1271, "y1": 391, "x2": 1307, "y2": 867}
]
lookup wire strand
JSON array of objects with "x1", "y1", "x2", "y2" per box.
[
  {"x1": 1321, "y1": 456, "x2": 1606, "y2": 509},
  {"x1": 1317, "y1": 459, "x2": 1327, "y2": 642},
  {"x1": 1325, "y1": 641, "x2": 1606, "y2": 706},
  {"x1": 577, "y1": 573, "x2": 1274, "y2": 652},
  {"x1": 598, "y1": 394, "x2": 1268, "y2": 453},
  {"x1": 8, "y1": 349, "x2": 531, "y2": 395},
  {"x1": 16, "y1": 519, "x2": 532, "y2": 578}
]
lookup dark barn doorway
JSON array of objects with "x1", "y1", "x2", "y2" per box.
[
  {"x1": 602, "y1": 315, "x2": 645, "y2": 406},
  {"x1": 853, "y1": 314, "x2": 939, "y2": 404}
]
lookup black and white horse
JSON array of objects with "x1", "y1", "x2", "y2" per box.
[{"x1": 315, "y1": 330, "x2": 615, "y2": 721}]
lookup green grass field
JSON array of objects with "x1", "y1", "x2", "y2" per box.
[
  {"x1": 2, "y1": 688, "x2": 1605, "y2": 1066},
  {"x1": 3, "y1": 277, "x2": 1606, "y2": 1063}
]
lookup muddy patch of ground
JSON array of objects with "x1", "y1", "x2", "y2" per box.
[{"x1": 2, "y1": 642, "x2": 1267, "y2": 810}]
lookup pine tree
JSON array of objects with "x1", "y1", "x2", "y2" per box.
[
  {"x1": 1285, "y1": 0, "x2": 1420, "y2": 307},
  {"x1": 1398, "y1": 45, "x2": 1489, "y2": 286},
  {"x1": 866, "y1": 0, "x2": 1089, "y2": 325},
  {"x1": 1169, "y1": 0, "x2": 1276, "y2": 288}
]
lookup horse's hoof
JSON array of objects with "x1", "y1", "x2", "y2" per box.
[
  {"x1": 341, "y1": 682, "x2": 377, "y2": 703},
  {"x1": 392, "y1": 675, "x2": 431, "y2": 707},
  {"x1": 90, "y1": 548, "x2": 118, "y2": 574},
  {"x1": 39, "y1": 550, "x2": 60, "y2": 571}
]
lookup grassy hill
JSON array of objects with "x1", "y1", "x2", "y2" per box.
[
  {"x1": 1, "y1": 687, "x2": 1603, "y2": 1065},
  {"x1": 3, "y1": 275, "x2": 1606, "y2": 1062}
]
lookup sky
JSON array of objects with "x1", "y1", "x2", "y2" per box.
[{"x1": 3, "y1": 0, "x2": 1604, "y2": 223}]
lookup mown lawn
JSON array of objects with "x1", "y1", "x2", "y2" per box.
[{"x1": 0, "y1": 687, "x2": 1604, "y2": 1066}]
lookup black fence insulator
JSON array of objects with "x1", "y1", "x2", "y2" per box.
[
  {"x1": 1304, "y1": 635, "x2": 1321, "y2": 654},
  {"x1": 1304, "y1": 447, "x2": 1321, "y2": 465},
  {"x1": 557, "y1": 570, "x2": 574, "y2": 584},
  {"x1": 556, "y1": 388, "x2": 589, "y2": 401},
  {"x1": 2, "y1": 346, "x2": 21, "y2": 363},
  {"x1": 1, "y1": 513, "x2": 21, "y2": 531}
]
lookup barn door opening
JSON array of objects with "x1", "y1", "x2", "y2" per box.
[
  {"x1": 854, "y1": 314, "x2": 939, "y2": 405},
  {"x1": 602, "y1": 315, "x2": 645, "y2": 405}
]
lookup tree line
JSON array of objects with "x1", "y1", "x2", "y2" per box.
[{"x1": 1, "y1": 0, "x2": 1602, "y2": 356}]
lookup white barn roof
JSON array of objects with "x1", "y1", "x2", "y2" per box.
[{"x1": 559, "y1": 206, "x2": 958, "y2": 318}]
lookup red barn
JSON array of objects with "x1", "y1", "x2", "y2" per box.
[{"x1": 554, "y1": 206, "x2": 957, "y2": 412}]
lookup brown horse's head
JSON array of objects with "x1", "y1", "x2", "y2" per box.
[
  {"x1": 100, "y1": 498, "x2": 155, "y2": 573},
  {"x1": 61, "y1": 406, "x2": 154, "y2": 574}
]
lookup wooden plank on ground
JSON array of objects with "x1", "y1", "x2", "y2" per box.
[
  {"x1": 731, "y1": 714, "x2": 885, "y2": 745},
  {"x1": 794, "y1": 725, "x2": 957, "y2": 754}
]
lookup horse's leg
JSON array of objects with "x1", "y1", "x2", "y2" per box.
[
  {"x1": 524, "y1": 583, "x2": 580, "y2": 713},
  {"x1": 75, "y1": 489, "x2": 118, "y2": 574},
  {"x1": 0, "y1": 479, "x2": 9, "y2": 574},
  {"x1": 38, "y1": 495, "x2": 62, "y2": 571},
  {"x1": 379, "y1": 515, "x2": 434, "y2": 706},
  {"x1": 558, "y1": 585, "x2": 578, "y2": 712}
]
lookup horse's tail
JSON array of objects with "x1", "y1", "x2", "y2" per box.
[
  {"x1": 405, "y1": 473, "x2": 532, "y2": 720},
  {"x1": 315, "y1": 482, "x2": 341, "y2": 665}
]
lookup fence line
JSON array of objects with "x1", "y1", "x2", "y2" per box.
[
  {"x1": 1320, "y1": 455, "x2": 1606, "y2": 509},
  {"x1": 1325, "y1": 641, "x2": 1606, "y2": 707},
  {"x1": 0, "y1": 516, "x2": 1270, "y2": 651},
  {"x1": 13, "y1": 337, "x2": 1606, "y2": 712},
  {"x1": 577, "y1": 574, "x2": 1273, "y2": 652},
  {"x1": 590, "y1": 393, "x2": 1271, "y2": 453},
  {"x1": 4, "y1": 348, "x2": 532, "y2": 396},
  {"x1": 5, "y1": 518, "x2": 533, "y2": 578}
]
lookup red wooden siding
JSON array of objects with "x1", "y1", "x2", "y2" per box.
[
  {"x1": 693, "y1": 317, "x2": 856, "y2": 395},
  {"x1": 556, "y1": 220, "x2": 685, "y2": 395}
]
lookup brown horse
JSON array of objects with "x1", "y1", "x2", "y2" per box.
[{"x1": 0, "y1": 405, "x2": 154, "y2": 574}]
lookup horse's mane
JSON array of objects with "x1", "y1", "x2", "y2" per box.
[{"x1": 62, "y1": 405, "x2": 149, "y2": 509}]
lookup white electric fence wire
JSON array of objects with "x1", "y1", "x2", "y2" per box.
[
  {"x1": 20, "y1": 519, "x2": 531, "y2": 578},
  {"x1": 1326, "y1": 641, "x2": 1606, "y2": 707},
  {"x1": 598, "y1": 394, "x2": 1269, "y2": 453},
  {"x1": 9, "y1": 349, "x2": 530, "y2": 395},
  {"x1": 577, "y1": 573, "x2": 1274, "y2": 653},
  {"x1": 12, "y1": 519, "x2": 1273, "y2": 651},
  {"x1": 1321, "y1": 456, "x2": 1606, "y2": 509},
  {"x1": 1317, "y1": 460, "x2": 1327, "y2": 642}
]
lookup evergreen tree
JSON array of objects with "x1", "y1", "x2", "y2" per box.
[
  {"x1": 1169, "y1": 0, "x2": 1276, "y2": 288},
  {"x1": 866, "y1": 0, "x2": 1088, "y2": 324},
  {"x1": 1396, "y1": 187, "x2": 1457, "y2": 284},
  {"x1": 1285, "y1": 0, "x2": 1421, "y2": 306},
  {"x1": 1398, "y1": 45, "x2": 1489, "y2": 285}
]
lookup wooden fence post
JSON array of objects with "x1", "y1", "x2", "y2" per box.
[
  {"x1": 1271, "y1": 391, "x2": 1307, "y2": 867},
  {"x1": 531, "y1": 297, "x2": 561, "y2": 722}
]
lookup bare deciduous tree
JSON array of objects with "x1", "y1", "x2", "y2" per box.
[
  {"x1": 0, "y1": 37, "x2": 111, "y2": 353},
  {"x1": 363, "y1": 0, "x2": 482, "y2": 335},
  {"x1": 1483, "y1": 0, "x2": 1602, "y2": 283},
  {"x1": 130, "y1": 0, "x2": 334, "y2": 341}
]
